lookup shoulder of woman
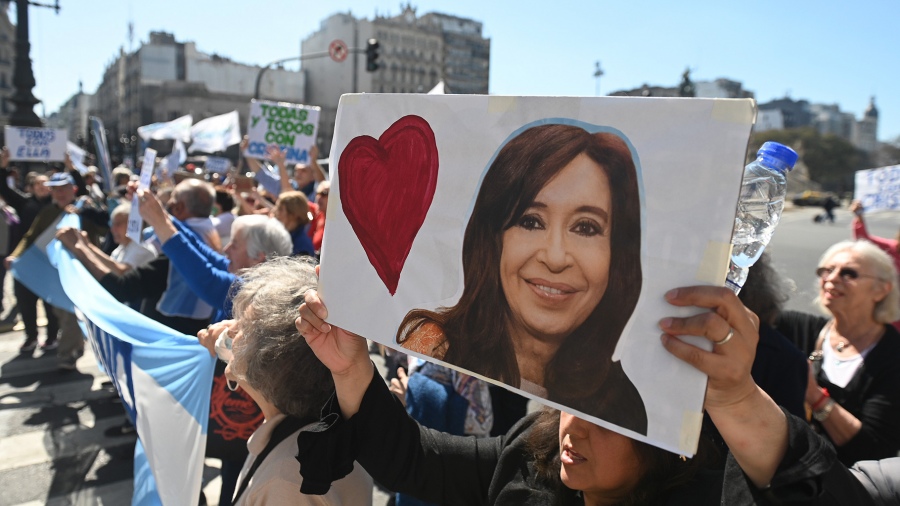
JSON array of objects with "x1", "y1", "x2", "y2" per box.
[{"x1": 400, "y1": 322, "x2": 449, "y2": 359}]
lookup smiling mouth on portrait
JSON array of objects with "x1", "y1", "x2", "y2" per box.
[{"x1": 526, "y1": 278, "x2": 578, "y2": 301}]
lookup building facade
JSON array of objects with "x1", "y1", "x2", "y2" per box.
[
  {"x1": 302, "y1": 6, "x2": 490, "y2": 155},
  {"x1": 85, "y1": 31, "x2": 305, "y2": 161},
  {"x1": 757, "y1": 96, "x2": 879, "y2": 153},
  {"x1": 45, "y1": 83, "x2": 93, "y2": 144}
]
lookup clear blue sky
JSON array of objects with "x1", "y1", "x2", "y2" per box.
[{"x1": 19, "y1": 0, "x2": 900, "y2": 143}]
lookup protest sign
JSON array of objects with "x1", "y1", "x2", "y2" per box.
[
  {"x1": 854, "y1": 164, "x2": 900, "y2": 212},
  {"x1": 205, "y1": 156, "x2": 231, "y2": 174},
  {"x1": 318, "y1": 94, "x2": 755, "y2": 455},
  {"x1": 189, "y1": 111, "x2": 242, "y2": 153},
  {"x1": 66, "y1": 141, "x2": 89, "y2": 174},
  {"x1": 89, "y1": 117, "x2": 114, "y2": 192},
  {"x1": 127, "y1": 148, "x2": 156, "y2": 242},
  {"x1": 138, "y1": 114, "x2": 193, "y2": 143},
  {"x1": 4, "y1": 126, "x2": 67, "y2": 162},
  {"x1": 245, "y1": 99, "x2": 320, "y2": 165}
]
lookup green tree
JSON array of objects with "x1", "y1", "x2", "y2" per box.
[{"x1": 749, "y1": 128, "x2": 870, "y2": 192}]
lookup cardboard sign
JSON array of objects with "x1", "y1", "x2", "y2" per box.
[
  {"x1": 318, "y1": 94, "x2": 756, "y2": 455},
  {"x1": 5, "y1": 126, "x2": 67, "y2": 162},
  {"x1": 205, "y1": 156, "x2": 231, "y2": 174},
  {"x1": 854, "y1": 165, "x2": 900, "y2": 212},
  {"x1": 245, "y1": 100, "x2": 320, "y2": 165},
  {"x1": 127, "y1": 148, "x2": 156, "y2": 242}
]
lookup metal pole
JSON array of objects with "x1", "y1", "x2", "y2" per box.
[
  {"x1": 10, "y1": 0, "x2": 41, "y2": 127},
  {"x1": 253, "y1": 51, "x2": 332, "y2": 100}
]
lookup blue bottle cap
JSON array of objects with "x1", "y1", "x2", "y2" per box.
[{"x1": 757, "y1": 142, "x2": 798, "y2": 171}]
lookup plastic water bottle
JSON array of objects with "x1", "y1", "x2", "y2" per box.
[{"x1": 726, "y1": 142, "x2": 798, "y2": 294}]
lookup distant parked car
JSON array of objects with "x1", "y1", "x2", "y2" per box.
[{"x1": 792, "y1": 191, "x2": 832, "y2": 207}]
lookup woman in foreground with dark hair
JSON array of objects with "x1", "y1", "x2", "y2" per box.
[
  {"x1": 398, "y1": 124, "x2": 647, "y2": 434},
  {"x1": 296, "y1": 284, "x2": 893, "y2": 505}
]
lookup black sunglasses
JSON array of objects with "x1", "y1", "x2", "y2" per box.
[{"x1": 815, "y1": 266, "x2": 882, "y2": 281}]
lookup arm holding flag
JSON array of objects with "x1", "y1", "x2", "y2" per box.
[{"x1": 55, "y1": 227, "x2": 134, "y2": 277}]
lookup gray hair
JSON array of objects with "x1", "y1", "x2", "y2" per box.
[
  {"x1": 229, "y1": 256, "x2": 332, "y2": 418},
  {"x1": 816, "y1": 240, "x2": 900, "y2": 323},
  {"x1": 231, "y1": 215, "x2": 292, "y2": 261},
  {"x1": 111, "y1": 203, "x2": 131, "y2": 221},
  {"x1": 112, "y1": 166, "x2": 133, "y2": 185},
  {"x1": 172, "y1": 179, "x2": 215, "y2": 218}
]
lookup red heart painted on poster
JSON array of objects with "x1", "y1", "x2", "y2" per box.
[{"x1": 339, "y1": 115, "x2": 439, "y2": 295}]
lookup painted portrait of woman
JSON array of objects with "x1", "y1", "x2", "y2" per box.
[{"x1": 397, "y1": 123, "x2": 647, "y2": 435}]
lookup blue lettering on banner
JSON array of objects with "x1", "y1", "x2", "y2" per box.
[{"x1": 247, "y1": 142, "x2": 308, "y2": 163}]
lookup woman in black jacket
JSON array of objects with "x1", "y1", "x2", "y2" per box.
[{"x1": 295, "y1": 285, "x2": 884, "y2": 505}]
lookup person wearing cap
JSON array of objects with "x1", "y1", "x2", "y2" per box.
[
  {"x1": 0, "y1": 147, "x2": 60, "y2": 352},
  {"x1": 4, "y1": 171, "x2": 109, "y2": 370}
]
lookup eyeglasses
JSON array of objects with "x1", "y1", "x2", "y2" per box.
[{"x1": 815, "y1": 266, "x2": 883, "y2": 282}]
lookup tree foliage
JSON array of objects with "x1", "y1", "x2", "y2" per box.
[{"x1": 749, "y1": 128, "x2": 870, "y2": 192}]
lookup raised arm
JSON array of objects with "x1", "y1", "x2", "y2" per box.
[
  {"x1": 267, "y1": 145, "x2": 294, "y2": 196},
  {"x1": 660, "y1": 286, "x2": 787, "y2": 488},
  {"x1": 309, "y1": 145, "x2": 326, "y2": 182}
]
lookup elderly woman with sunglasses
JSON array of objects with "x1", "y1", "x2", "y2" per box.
[{"x1": 806, "y1": 239, "x2": 900, "y2": 465}]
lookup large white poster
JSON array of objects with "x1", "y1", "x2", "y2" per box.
[
  {"x1": 245, "y1": 99, "x2": 320, "y2": 165},
  {"x1": 318, "y1": 94, "x2": 755, "y2": 455},
  {"x1": 5, "y1": 126, "x2": 67, "y2": 162},
  {"x1": 854, "y1": 164, "x2": 900, "y2": 212}
]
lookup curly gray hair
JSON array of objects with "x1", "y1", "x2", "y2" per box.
[
  {"x1": 229, "y1": 256, "x2": 333, "y2": 419},
  {"x1": 816, "y1": 240, "x2": 900, "y2": 324}
]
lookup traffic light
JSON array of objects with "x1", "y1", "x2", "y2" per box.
[{"x1": 365, "y1": 39, "x2": 380, "y2": 72}]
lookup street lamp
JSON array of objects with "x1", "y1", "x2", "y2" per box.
[{"x1": 9, "y1": 0, "x2": 60, "y2": 128}]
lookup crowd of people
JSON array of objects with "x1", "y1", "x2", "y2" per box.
[{"x1": 1, "y1": 134, "x2": 899, "y2": 505}]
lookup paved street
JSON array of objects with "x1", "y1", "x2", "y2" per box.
[
  {"x1": 0, "y1": 203, "x2": 896, "y2": 505},
  {"x1": 0, "y1": 323, "x2": 392, "y2": 505}
]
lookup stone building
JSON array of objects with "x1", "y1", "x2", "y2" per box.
[
  {"x1": 301, "y1": 6, "x2": 490, "y2": 154},
  {"x1": 87, "y1": 31, "x2": 305, "y2": 161},
  {"x1": 757, "y1": 96, "x2": 879, "y2": 153},
  {"x1": 44, "y1": 82, "x2": 93, "y2": 145}
]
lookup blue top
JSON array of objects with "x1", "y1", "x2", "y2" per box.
[
  {"x1": 290, "y1": 225, "x2": 315, "y2": 256},
  {"x1": 162, "y1": 218, "x2": 236, "y2": 323}
]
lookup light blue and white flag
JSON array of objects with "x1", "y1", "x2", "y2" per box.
[
  {"x1": 89, "y1": 117, "x2": 114, "y2": 193},
  {"x1": 189, "y1": 111, "x2": 242, "y2": 154},
  {"x1": 36, "y1": 213, "x2": 216, "y2": 506},
  {"x1": 138, "y1": 114, "x2": 193, "y2": 144}
]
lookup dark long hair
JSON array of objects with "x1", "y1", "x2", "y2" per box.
[
  {"x1": 397, "y1": 124, "x2": 643, "y2": 403},
  {"x1": 526, "y1": 409, "x2": 716, "y2": 505}
]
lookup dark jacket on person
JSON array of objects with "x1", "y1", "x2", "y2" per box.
[{"x1": 295, "y1": 366, "x2": 867, "y2": 505}]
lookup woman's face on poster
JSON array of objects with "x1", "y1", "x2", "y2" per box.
[{"x1": 500, "y1": 153, "x2": 612, "y2": 343}]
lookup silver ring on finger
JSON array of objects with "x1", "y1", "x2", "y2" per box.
[{"x1": 713, "y1": 328, "x2": 734, "y2": 346}]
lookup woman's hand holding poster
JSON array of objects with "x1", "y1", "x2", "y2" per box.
[{"x1": 318, "y1": 94, "x2": 755, "y2": 455}]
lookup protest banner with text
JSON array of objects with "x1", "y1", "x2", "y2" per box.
[
  {"x1": 245, "y1": 99, "x2": 320, "y2": 165},
  {"x1": 4, "y1": 126, "x2": 67, "y2": 162},
  {"x1": 854, "y1": 164, "x2": 900, "y2": 212}
]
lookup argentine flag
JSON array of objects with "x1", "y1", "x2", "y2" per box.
[{"x1": 14, "y1": 213, "x2": 215, "y2": 505}]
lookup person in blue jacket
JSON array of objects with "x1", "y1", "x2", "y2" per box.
[{"x1": 135, "y1": 188, "x2": 292, "y2": 323}]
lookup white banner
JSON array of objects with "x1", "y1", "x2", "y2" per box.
[
  {"x1": 5, "y1": 126, "x2": 67, "y2": 162},
  {"x1": 245, "y1": 100, "x2": 320, "y2": 165},
  {"x1": 189, "y1": 111, "x2": 242, "y2": 154},
  {"x1": 127, "y1": 148, "x2": 156, "y2": 242},
  {"x1": 854, "y1": 164, "x2": 900, "y2": 212},
  {"x1": 66, "y1": 141, "x2": 89, "y2": 174},
  {"x1": 137, "y1": 114, "x2": 193, "y2": 143}
]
